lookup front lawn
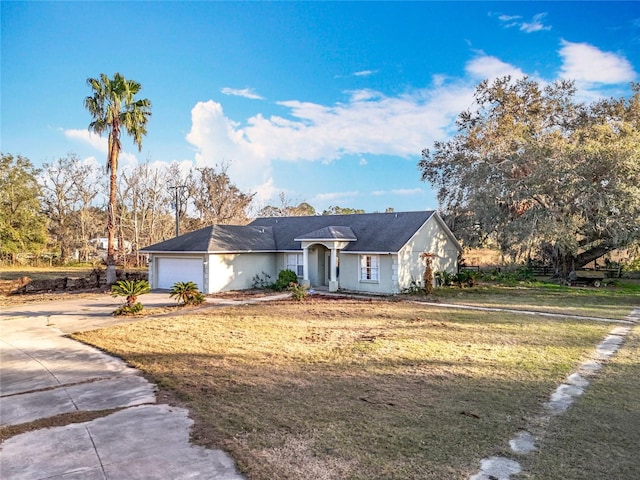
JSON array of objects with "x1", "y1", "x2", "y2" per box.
[
  {"x1": 519, "y1": 323, "x2": 640, "y2": 479},
  {"x1": 73, "y1": 296, "x2": 631, "y2": 480},
  {"x1": 429, "y1": 280, "x2": 640, "y2": 320}
]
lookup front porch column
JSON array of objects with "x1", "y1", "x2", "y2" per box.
[
  {"x1": 329, "y1": 247, "x2": 338, "y2": 292},
  {"x1": 302, "y1": 246, "x2": 310, "y2": 288}
]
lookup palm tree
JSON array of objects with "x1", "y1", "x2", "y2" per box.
[
  {"x1": 85, "y1": 73, "x2": 151, "y2": 284},
  {"x1": 111, "y1": 279, "x2": 151, "y2": 308}
]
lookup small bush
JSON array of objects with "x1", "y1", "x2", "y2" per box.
[
  {"x1": 274, "y1": 269, "x2": 299, "y2": 291},
  {"x1": 252, "y1": 271, "x2": 272, "y2": 289},
  {"x1": 113, "y1": 302, "x2": 144, "y2": 316},
  {"x1": 478, "y1": 267, "x2": 534, "y2": 284},
  {"x1": 453, "y1": 270, "x2": 478, "y2": 287},
  {"x1": 288, "y1": 282, "x2": 308, "y2": 301},
  {"x1": 402, "y1": 279, "x2": 424, "y2": 295},
  {"x1": 170, "y1": 281, "x2": 205, "y2": 306},
  {"x1": 434, "y1": 271, "x2": 455, "y2": 287}
]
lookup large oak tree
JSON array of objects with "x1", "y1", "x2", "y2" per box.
[
  {"x1": 0, "y1": 154, "x2": 48, "y2": 262},
  {"x1": 419, "y1": 77, "x2": 640, "y2": 272}
]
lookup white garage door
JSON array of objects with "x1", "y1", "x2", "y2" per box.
[{"x1": 156, "y1": 257, "x2": 204, "y2": 291}]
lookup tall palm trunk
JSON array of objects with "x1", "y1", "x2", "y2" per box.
[
  {"x1": 106, "y1": 168, "x2": 118, "y2": 284},
  {"x1": 106, "y1": 136, "x2": 119, "y2": 285}
]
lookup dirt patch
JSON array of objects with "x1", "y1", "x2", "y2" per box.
[
  {"x1": 207, "y1": 289, "x2": 284, "y2": 300},
  {"x1": 0, "y1": 277, "x2": 31, "y2": 295},
  {"x1": 0, "y1": 268, "x2": 147, "y2": 298},
  {"x1": 0, "y1": 289, "x2": 108, "y2": 307},
  {"x1": 0, "y1": 408, "x2": 124, "y2": 442}
]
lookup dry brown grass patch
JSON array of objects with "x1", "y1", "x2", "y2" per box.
[{"x1": 74, "y1": 298, "x2": 621, "y2": 480}]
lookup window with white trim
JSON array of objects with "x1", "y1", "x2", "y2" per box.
[
  {"x1": 286, "y1": 253, "x2": 304, "y2": 277},
  {"x1": 359, "y1": 254, "x2": 379, "y2": 281}
]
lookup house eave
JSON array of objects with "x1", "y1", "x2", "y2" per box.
[
  {"x1": 141, "y1": 250, "x2": 210, "y2": 254},
  {"x1": 294, "y1": 237, "x2": 357, "y2": 242},
  {"x1": 210, "y1": 250, "x2": 278, "y2": 254},
  {"x1": 143, "y1": 250, "x2": 278, "y2": 254},
  {"x1": 341, "y1": 251, "x2": 396, "y2": 255}
]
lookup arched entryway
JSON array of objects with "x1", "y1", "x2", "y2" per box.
[{"x1": 296, "y1": 226, "x2": 356, "y2": 292}]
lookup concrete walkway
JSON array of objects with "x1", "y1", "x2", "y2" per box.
[
  {"x1": 0, "y1": 292, "x2": 249, "y2": 479},
  {"x1": 469, "y1": 307, "x2": 640, "y2": 480}
]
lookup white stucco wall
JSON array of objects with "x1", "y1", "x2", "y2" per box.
[
  {"x1": 338, "y1": 253, "x2": 397, "y2": 294},
  {"x1": 273, "y1": 250, "x2": 322, "y2": 284},
  {"x1": 207, "y1": 253, "x2": 276, "y2": 293},
  {"x1": 397, "y1": 216, "x2": 459, "y2": 290}
]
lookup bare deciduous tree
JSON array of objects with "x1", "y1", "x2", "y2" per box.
[
  {"x1": 188, "y1": 163, "x2": 255, "y2": 226},
  {"x1": 42, "y1": 154, "x2": 101, "y2": 262}
]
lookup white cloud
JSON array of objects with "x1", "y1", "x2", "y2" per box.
[
  {"x1": 333, "y1": 70, "x2": 379, "y2": 79},
  {"x1": 520, "y1": 13, "x2": 551, "y2": 33},
  {"x1": 118, "y1": 152, "x2": 139, "y2": 170},
  {"x1": 80, "y1": 155, "x2": 101, "y2": 170},
  {"x1": 183, "y1": 86, "x2": 466, "y2": 210},
  {"x1": 353, "y1": 70, "x2": 378, "y2": 77},
  {"x1": 432, "y1": 74, "x2": 448, "y2": 87},
  {"x1": 496, "y1": 12, "x2": 551, "y2": 33},
  {"x1": 252, "y1": 176, "x2": 278, "y2": 205},
  {"x1": 185, "y1": 83, "x2": 474, "y2": 199},
  {"x1": 498, "y1": 14, "x2": 521, "y2": 22},
  {"x1": 313, "y1": 191, "x2": 361, "y2": 203},
  {"x1": 185, "y1": 100, "x2": 274, "y2": 194},
  {"x1": 559, "y1": 40, "x2": 637, "y2": 84},
  {"x1": 466, "y1": 55, "x2": 526, "y2": 81},
  {"x1": 221, "y1": 87, "x2": 264, "y2": 100},
  {"x1": 63, "y1": 129, "x2": 107, "y2": 152}
]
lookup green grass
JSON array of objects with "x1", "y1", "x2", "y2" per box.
[
  {"x1": 517, "y1": 323, "x2": 640, "y2": 479},
  {"x1": 429, "y1": 280, "x2": 640, "y2": 320},
  {"x1": 73, "y1": 296, "x2": 631, "y2": 480}
]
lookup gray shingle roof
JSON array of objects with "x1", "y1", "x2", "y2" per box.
[
  {"x1": 141, "y1": 211, "x2": 444, "y2": 254},
  {"x1": 251, "y1": 211, "x2": 438, "y2": 252},
  {"x1": 140, "y1": 225, "x2": 276, "y2": 253},
  {"x1": 294, "y1": 226, "x2": 357, "y2": 242}
]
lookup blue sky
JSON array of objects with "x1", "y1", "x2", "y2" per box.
[{"x1": 2, "y1": 1, "x2": 639, "y2": 214}]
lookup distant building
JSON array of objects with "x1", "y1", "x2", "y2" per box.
[{"x1": 89, "y1": 238, "x2": 132, "y2": 253}]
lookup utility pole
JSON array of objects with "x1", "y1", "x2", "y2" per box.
[{"x1": 169, "y1": 185, "x2": 187, "y2": 237}]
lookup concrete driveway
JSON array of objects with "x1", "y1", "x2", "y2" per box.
[{"x1": 0, "y1": 292, "x2": 246, "y2": 479}]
